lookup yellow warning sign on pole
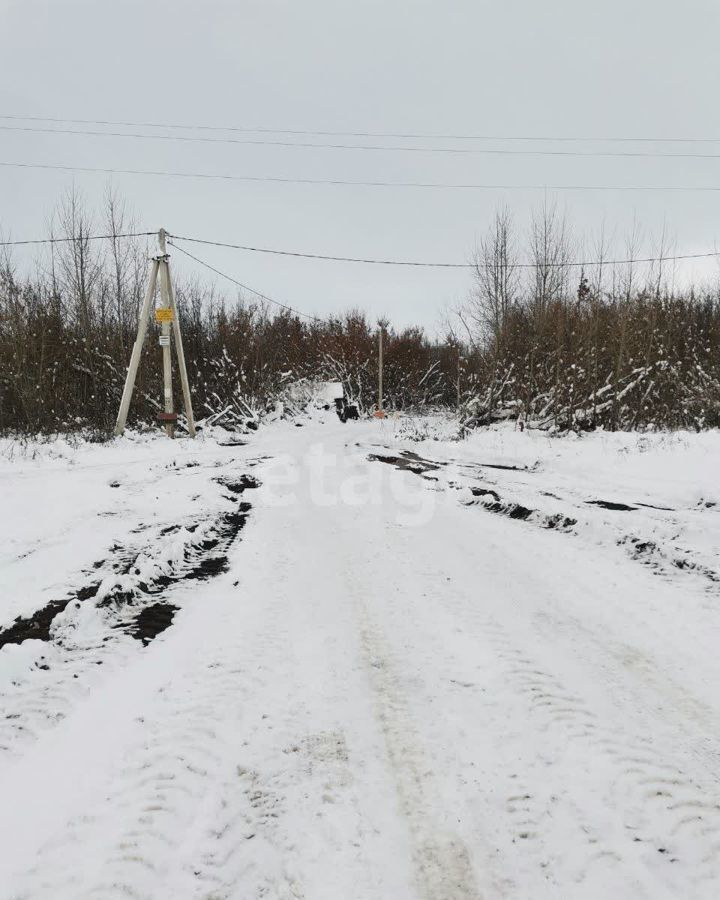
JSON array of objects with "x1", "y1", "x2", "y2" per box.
[{"x1": 155, "y1": 307, "x2": 173, "y2": 323}]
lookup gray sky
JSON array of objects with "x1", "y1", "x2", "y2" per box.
[{"x1": 2, "y1": 0, "x2": 720, "y2": 331}]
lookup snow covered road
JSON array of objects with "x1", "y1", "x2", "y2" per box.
[{"x1": 2, "y1": 418, "x2": 720, "y2": 898}]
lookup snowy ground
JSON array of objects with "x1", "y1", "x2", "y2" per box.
[{"x1": 2, "y1": 414, "x2": 720, "y2": 899}]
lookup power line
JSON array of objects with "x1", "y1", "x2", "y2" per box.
[
  {"x1": 168, "y1": 233, "x2": 720, "y2": 271},
  {"x1": 168, "y1": 234, "x2": 472, "y2": 268},
  {"x1": 1, "y1": 227, "x2": 717, "y2": 271},
  {"x1": 167, "y1": 240, "x2": 324, "y2": 323},
  {"x1": 2, "y1": 160, "x2": 720, "y2": 193},
  {"x1": 0, "y1": 231, "x2": 154, "y2": 248},
  {"x1": 2, "y1": 114, "x2": 720, "y2": 145},
  {"x1": 6, "y1": 124, "x2": 720, "y2": 160}
]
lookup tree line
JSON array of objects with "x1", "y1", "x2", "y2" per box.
[
  {"x1": 456, "y1": 206, "x2": 720, "y2": 431},
  {"x1": 0, "y1": 189, "x2": 455, "y2": 435},
  {"x1": 1, "y1": 189, "x2": 719, "y2": 435}
]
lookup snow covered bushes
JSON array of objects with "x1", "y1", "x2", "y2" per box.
[
  {"x1": 4, "y1": 189, "x2": 720, "y2": 437},
  {"x1": 462, "y1": 289, "x2": 720, "y2": 432},
  {"x1": 0, "y1": 226, "x2": 456, "y2": 434},
  {"x1": 457, "y1": 207, "x2": 720, "y2": 432}
]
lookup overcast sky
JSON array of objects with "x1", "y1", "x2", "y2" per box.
[{"x1": 2, "y1": 0, "x2": 720, "y2": 332}]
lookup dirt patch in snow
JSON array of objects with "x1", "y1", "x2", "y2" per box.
[
  {"x1": 217, "y1": 474, "x2": 260, "y2": 495},
  {"x1": 469, "y1": 486, "x2": 501, "y2": 503},
  {"x1": 587, "y1": 499, "x2": 638, "y2": 512},
  {"x1": 102, "y1": 496, "x2": 255, "y2": 642},
  {"x1": 619, "y1": 534, "x2": 720, "y2": 585},
  {"x1": 461, "y1": 460, "x2": 531, "y2": 473},
  {"x1": 0, "y1": 582, "x2": 102, "y2": 651},
  {"x1": 0, "y1": 473, "x2": 259, "y2": 651},
  {"x1": 0, "y1": 599, "x2": 71, "y2": 650},
  {"x1": 367, "y1": 451, "x2": 441, "y2": 477},
  {"x1": 368, "y1": 451, "x2": 574, "y2": 533},
  {"x1": 468, "y1": 488, "x2": 577, "y2": 531},
  {"x1": 369, "y1": 449, "x2": 534, "y2": 478},
  {"x1": 127, "y1": 602, "x2": 180, "y2": 645}
]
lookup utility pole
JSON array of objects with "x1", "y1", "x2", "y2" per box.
[
  {"x1": 457, "y1": 348, "x2": 463, "y2": 411},
  {"x1": 115, "y1": 229, "x2": 196, "y2": 438},
  {"x1": 115, "y1": 258, "x2": 159, "y2": 436},
  {"x1": 378, "y1": 325, "x2": 384, "y2": 415},
  {"x1": 161, "y1": 232, "x2": 196, "y2": 439},
  {"x1": 158, "y1": 229, "x2": 174, "y2": 437}
]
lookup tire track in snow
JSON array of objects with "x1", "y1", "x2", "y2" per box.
[
  {"x1": 368, "y1": 447, "x2": 720, "y2": 594},
  {"x1": 355, "y1": 602, "x2": 481, "y2": 900},
  {"x1": 163, "y1": 595, "x2": 311, "y2": 900},
  {"x1": 10, "y1": 592, "x2": 308, "y2": 900},
  {"x1": 452, "y1": 606, "x2": 720, "y2": 895},
  {"x1": 527, "y1": 603, "x2": 720, "y2": 883},
  {"x1": 23, "y1": 580, "x2": 348, "y2": 900},
  {"x1": 0, "y1": 471, "x2": 258, "y2": 765},
  {"x1": 13, "y1": 652, "x2": 248, "y2": 899},
  {"x1": 0, "y1": 637, "x2": 137, "y2": 761},
  {"x1": 365, "y1": 436, "x2": 720, "y2": 895}
]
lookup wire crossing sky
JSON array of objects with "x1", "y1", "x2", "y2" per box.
[
  {"x1": 4, "y1": 228, "x2": 717, "y2": 270},
  {"x1": 8, "y1": 124, "x2": 720, "y2": 159},
  {"x1": 4, "y1": 114, "x2": 720, "y2": 144},
  {"x1": 1, "y1": 0, "x2": 719, "y2": 329}
]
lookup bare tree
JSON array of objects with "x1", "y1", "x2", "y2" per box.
[
  {"x1": 467, "y1": 207, "x2": 520, "y2": 346},
  {"x1": 610, "y1": 222, "x2": 643, "y2": 429},
  {"x1": 53, "y1": 186, "x2": 101, "y2": 334},
  {"x1": 103, "y1": 186, "x2": 146, "y2": 347},
  {"x1": 589, "y1": 218, "x2": 613, "y2": 302},
  {"x1": 647, "y1": 219, "x2": 676, "y2": 301},
  {"x1": 619, "y1": 217, "x2": 642, "y2": 304},
  {"x1": 528, "y1": 201, "x2": 572, "y2": 319}
]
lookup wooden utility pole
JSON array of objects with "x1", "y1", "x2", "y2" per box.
[
  {"x1": 457, "y1": 348, "x2": 463, "y2": 410},
  {"x1": 158, "y1": 230, "x2": 174, "y2": 436},
  {"x1": 115, "y1": 229, "x2": 196, "y2": 438},
  {"x1": 115, "y1": 258, "x2": 159, "y2": 436},
  {"x1": 161, "y1": 237, "x2": 196, "y2": 438},
  {"x1": 377, "y1": 325, "x2": 384, "y2": 416}
]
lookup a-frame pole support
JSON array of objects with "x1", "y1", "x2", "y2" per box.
[
  {"x1": 115, "y1": 258, "x2": 160, "y2": 436},
  {"x1": 158, "y1": 229, "x2": 196, "y2": 437},
  {"x1": 114, "y1": 229, "x2": 196, "y2": 438}
]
